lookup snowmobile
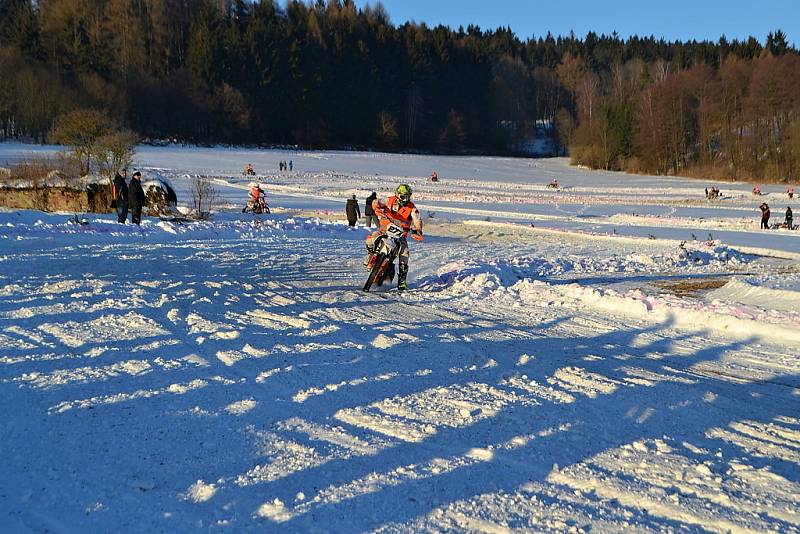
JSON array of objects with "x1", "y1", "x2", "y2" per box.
[
  {"x1": 363, "y1": 222, "x2": 417, "y2": 292},
  {"x1": 242, "y1": 196, "x2": 270, "y2": 214}
]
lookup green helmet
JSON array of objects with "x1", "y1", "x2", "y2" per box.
[{"x1": 396, "y1": 184, "x2": 412, "y2": 204}]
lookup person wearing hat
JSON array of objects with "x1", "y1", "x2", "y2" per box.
[
  {"x1": 128, "y1": 171, "x2": 145, "y2": 225},
  {"x1": 113, "y1": 168, "x2": 129, "y2": 223}
]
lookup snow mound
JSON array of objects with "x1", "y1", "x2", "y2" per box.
[
  {"x1": 0, "y1": 211, "x2": 362, "y2": 243},
  {"x1": 424, "y1": 245, "x2": 800, "y2": 347},
  {"x1": 183, "y1": 480, "x2": 217, "y2": 503},
  {"x1": 509, "y1": 280, "x2": 800, "y2": 347},
  {"x1": 438, "y1": 273, "x2": 800, "y2": 347},
  {"x1": 708, "y1": 276, "x2": 800, "y2": 313},
  {"x1": 427, "y1": 242, "x2": 750, "y2": 292}
]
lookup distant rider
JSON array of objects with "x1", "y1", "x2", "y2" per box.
[
  {"x1": 367, "y1": 184, "x2": 424, "y2": 290},
  {"x1": 250, "y1": 183, "x2": 264, "y2": 202},
  {"x1": 249, "y1": 183, "x2": 266, "y2": 211}
]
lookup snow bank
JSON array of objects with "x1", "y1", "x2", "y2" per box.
[
  {"x1": 708, "y1": 276, "x2": 800, "y2": 313},
  {"x1": 428, "y1": 246, "x2": 800, "y2": 347},
  {"x1": 438, "y1": 272, "x2": 800, "y2": 347},
  {"x1": 428, "y1": 241, "x2": 750, "y2": 292},
  {"x1": 0, "y1": 171, "x2": 107, "y2": 189},
  {"x1": 511, "y1": 280, "x2": 800, "y2": 346},
  {"x1": 0, "y1": 211, "x2": 365, "y2": 245}
]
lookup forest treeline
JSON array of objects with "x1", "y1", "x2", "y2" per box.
[{"x1": 1, "y1": 0, "x2": 799, "y2": 180}]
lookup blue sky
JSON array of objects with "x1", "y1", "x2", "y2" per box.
[{"x1": 352, "y1": 0, "x2": 797, "y2": 44}]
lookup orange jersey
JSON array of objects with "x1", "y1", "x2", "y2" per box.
[{"x1": 372, "y1": 195, "x2": 421, "y2": 231}]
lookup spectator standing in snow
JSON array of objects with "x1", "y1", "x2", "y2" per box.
[
  {"x1": 129, "y1": 171, "x2": 145, "y2": 225},
  {"x1": 759, "y1": 202, "x2": 771, "y2": 229},
  {"x1": 364, "y1": 191, "x2": 379, "y2": 228},
  {"x1": 346, "y1": 194, "x2": 361, "y2": 227},
  {"x1": 289, "y1": 160, "x2": 293, "y2": 171},
  {"x1": 788, "y1": 187, "x2": 795, "y2": 199},
  {"x1": 113, "y1": 168, "x2": 128, "y2": 223},
  {"x1": 786, "y1": 206, "x2": 793, "y2": 229}
]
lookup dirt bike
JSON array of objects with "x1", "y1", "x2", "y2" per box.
[
  {"x1": 363, "y1": 222, "x2": 420, "y2": 292},
  {"x1": 242, "y1": 197, "x2": 270, "y2": 214}
]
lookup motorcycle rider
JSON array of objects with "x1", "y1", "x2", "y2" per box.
[
  {"x1": 366, "y1": 184, "x2": 424, "y2": 290},
  {"x1": 245, "y1": 183, "x2": 267, "y2": 213},
  {"x1": 250, "y1": 183, "x2": 262, "y2": 201}
]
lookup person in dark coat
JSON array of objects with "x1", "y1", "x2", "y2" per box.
[
  {"x1": 759, "y1": 202, "x2": 770, "y2": 229},
  {"x1": 113, "y1": 168, "x2": 129, "y2": 223},
  {"x1": 345, "y1": 194, "x2": 361, "y2": 227},
  {"x1": 364, "y1": 191, "x2": 379, "y2": 228},
  {"x1": 128, "y1": 171, "x2": 146, "y2": 225},
  {"x1": 786, "y1": 206, "x2": 793, "y2": 229}
]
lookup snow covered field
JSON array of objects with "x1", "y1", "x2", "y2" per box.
[{"x1": 0, "y1": 145, "x2": 798, "y2": 532}]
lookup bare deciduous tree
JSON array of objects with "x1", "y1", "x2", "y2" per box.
[{"x1": 190, "y1": 174, "x2": 217, "y2": 220}]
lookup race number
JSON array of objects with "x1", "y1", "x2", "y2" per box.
[{"x1": 386, "y1": 223, "x2": 405, "y2": 238}]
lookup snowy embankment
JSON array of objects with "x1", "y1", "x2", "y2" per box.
[
  {"x1": 708, "y1": 275, "x2": 800, "y2": 313},
  {"x1": 423, "y1": 237, "x2": 800, "y2": 348},
  {"x1": 0, "y1": 209, "x2": 361, "y2": 246}
]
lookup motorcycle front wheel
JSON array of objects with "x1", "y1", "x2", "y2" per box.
[{"x1": 363, "y1": 253, "x2": 386, "y2": 292}]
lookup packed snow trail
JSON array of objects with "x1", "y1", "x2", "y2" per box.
[{"x1": 0, "y1": 212, "x2": 798, "y2": 532}]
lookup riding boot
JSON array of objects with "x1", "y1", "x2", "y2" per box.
[{"x1": 397, "y1": 263, "x2": 409, "y2": 290}]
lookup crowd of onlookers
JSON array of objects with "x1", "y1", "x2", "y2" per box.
[{"x1": 112, "y1": 168, "x2": 145, "y2": 225}]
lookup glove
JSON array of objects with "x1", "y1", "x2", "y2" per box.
[{"x1": 411, "y1": 231, "x2": 424, "y2": 241}]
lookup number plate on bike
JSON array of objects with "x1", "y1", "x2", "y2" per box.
[{"x1": 386, "y1": 223, "x2": 405, "y2": 238}]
